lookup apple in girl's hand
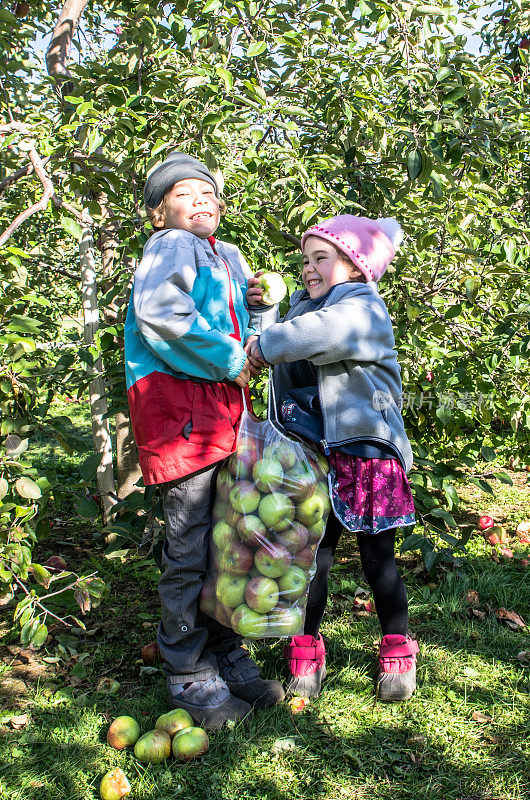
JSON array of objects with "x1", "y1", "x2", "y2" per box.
[
  {"x1": 237, "y1": 514, "x2": 266, "y2": 547},
  {"x1": 172, "y1": 727, "x2": 209, "y2": 760},
  {"x1": 230, "y1": 482, "x2": 260, "y2": 514},
  {"x1": 231, "y1": 604, "x2": 269, "y2": 637},
  {"x1": 215, "y1": 573, "x2": 248, "y2": 608},
  {"x1": 258, "y1": 272, "x2": 287, "y2": 305},
  {"x1": 254, "y1": 543, "x2": 291, "y2": 578},
  {"x1": 277, "y1": 566, "x2": 308, "y2": 601},
  {"x1": 252, "y1": 458, "x2": 284, "y2": 492},
  {"x1": 478, "y1": 515, "x2": 494, "y2": 531},
  {"x1": 258, "y1": 493, "x2": 295, "y2": 531},
  {"x1": 245, "y1": 576, "x2": 279, "y2": 613},
  {"x1": 212, "y1": 521, "x2": 237, "y2": 550},
  {"x1": 275, "y1": 522, "x2": 309, "y2": 554},
  {"x1": 220, "y1": 541, "x2": 254, "y2": 576},
  {"x1": 100, "y1": 767, "x2": 131, "y2": 800}
]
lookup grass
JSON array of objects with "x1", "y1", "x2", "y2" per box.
[{"x1": 1, "y1": 404, "x2": 530, "y2": 799}]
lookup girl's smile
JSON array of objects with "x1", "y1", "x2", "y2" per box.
[{"x1": 302, "y1": 235, "x2": 361, "y2": 298}]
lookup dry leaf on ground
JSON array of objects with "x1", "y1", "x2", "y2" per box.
[
  {"x1": 472, "y1": 711, "x2": 492, "y2": 723},
  {"x1": 495, "y1": 607, "x2": 526, "y2": 629},
  {"x1": 464, "y1": 590, "x2": 480, "y2": 605}
]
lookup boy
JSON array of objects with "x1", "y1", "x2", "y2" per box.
[{"x1": 124, "y1": 151, "x2": 283, "y2": 729}]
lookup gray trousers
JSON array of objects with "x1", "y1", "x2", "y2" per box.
[{"x1": 157, "y1": 462, "x2": 241, "y2": 683}]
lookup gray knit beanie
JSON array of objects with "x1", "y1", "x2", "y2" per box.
[{"x1": 144, "y1": 151, "x2": 219, "y2": 209}]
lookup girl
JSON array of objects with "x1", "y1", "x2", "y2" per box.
[{"x1": 248, "y1": 215, "x2": 418, "y2": 701}]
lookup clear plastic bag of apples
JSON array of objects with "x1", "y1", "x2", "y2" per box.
[{"x1": 200, "y1": 410, "x2": 330, "y2": 638}]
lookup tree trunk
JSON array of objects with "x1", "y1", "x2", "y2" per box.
[
  {"x1": 79, "y1": 227, "x2": 117, "y2": 523},
  {"x1": 116, "y1": 411, "x2": 142, "y2": 499}
]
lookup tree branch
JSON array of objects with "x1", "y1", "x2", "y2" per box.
[
  {"x1": 46, "y1": 0, "x2": 89, "y2": 80},
  {"x1": 0, "y1": 146, "x2": 54, "y2": 248}
]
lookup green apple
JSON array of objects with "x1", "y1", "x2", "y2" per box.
[
  {"x1": 215, "y1": 573, "x2": 248, "y2": 608},
  {"x1": 267, "y1": 604, "x2": 303, "y2": 637},
  {"x1": 215, "y1": 602, "x2": 233, "y2": 627},
  {"x1": 245, "y1": 576, "x2": 279, "y2": 613},
  {"x1": 275, "y1": 522, "x2": 309, "y2": 553},
  {"x1": 212, "y1": 520, "x2": 237, "y2": 550},
  {"x1": 278, "y1": 566, "x2": 308, "y2": 601},
  {"x1": 134, "y1": 729, "x2": 171, "y2": 763},
  {"x1": 263, "y1": 442, "x2": 297, "y2": 470},
  {"x1": 231, "y1": 604, "x2": 269, "y2": 637},
  {"x1": 258, "y1": 492, "x2": 295, "y2": 531},
  {"x1": 252, "y1": 457, "x2": 284, "y2": 492},
  {"x1": 100, "y1": 767, "x2": 131, "y2": 800},
  {"x1": 296, "y1": 492, "x2": 326, "y2": 526},
  {"x1": 258, "y1": 271, "x2": 287, "y2": 305},
  {"x1": 230, "y1": 481, "x2": 260, "y2": 514},
  {"x1": 228, "y1": 442, "x2": 258, "y2": 479},
  {"x1": 307, "y1": 518, "x2": 325, "y2": 543},
  {"x1": 254, "y1": 542, "x2": 291, "y2": 577},
  {"x1": 216, "y1": 467, "x2": 235, "y2": 501},
  {"x1": 172, "y1": 726, "x2": 209, "y2": 760},
  {"x1": 283, "y1": 467, "x2": 317, "y2": 500},
  {"x1": 106, "y1": 716, "x2": 140, "y2": 750},
  {"x1": 237, "y1": 514, "x2": 266, "y2": 547},
  {"x1": 155, "y1": 708, "x2": 194, "y2": 738}
]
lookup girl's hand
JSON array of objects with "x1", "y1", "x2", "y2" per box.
[
  {"x1": 244, "y1": 335, "x2": 267, "y2": 375},
  {"x1": 247, "y1": 270, "x2": 264, "y2": 306}
]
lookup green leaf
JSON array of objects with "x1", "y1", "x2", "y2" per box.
[
  {"x1": 0, "y1": 477, "x2": 8, "y2": 501},
  {"x1": 73, "y1": 496, "x2": 101, "y2": 519},
  {"x1": 442, "y1": 86, "x2": 466, "y2": 104},
  {"x1": 20, "y1": 617, "x2": 40, "y2": 645},
  {"x1": 465, "y1": 277, "x2": 481, "y2": 302},
  {"x1": 30, "y1": 623, "x2": 48, "y2": 649},
  {"x1": 492, "y1": 471, "x2": 513, "y2": 486},
  {"x1": 247, "y1": 41, "x2": 267, "y2": 58},
  {"x1": 7, "y1": 316, "x2": 42, "y2": 334},
  {"x1": 480, "y1": 446, "x2": 496, "y2": 462},
  {"x1": 407, "y1": 150, "x2": 423, "y2": 181},
  {"x1": 60, "y1": 217, "x2": 83, "y2": 241},
  {"x1": 32, "y1": 564, "x2": 51, "y2": 589},
  {"x1": 424, "y1": 549, "x2": 437, "y2": 572},
  {"x1": 78, "y1": 452, "x2": 103, "y2": 482},
  {"x1": 216, "y1": 67, "x2": 234, "y2": 92},
  {"x1": 15, "y1": 477, "x2": 42, "y2": 500},
  {"x1": 400, "y1": 533, "x2": 426, "y2": 553}
]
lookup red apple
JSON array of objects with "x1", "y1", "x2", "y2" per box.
[
  {"x1": 141, "y1": 641, "x2": 160, "y2": 665},
  {"x1": 46, "y1": 555, "x2": 67, "y2": 570},
  {"x1": 275, "y1": 522, "x2": 309, "y2": 554},
  {"x1": 478, "y1": 515, "x2": 494, "y2": 531},
  {"x1": 237, "y1": 514, "x2": 266, "y2": 547},
  {"x1": 219, "y1": 541, "x2": 254, "y2": 576},
  {"x1": 293, "y1": 545, "x2": 316, "y2": 570},
  {"x1": 107, "y1": 716, "x2": 140, "y2": 750},
  {"x1": 245, "y1": 576, "x2": 279, "y2": 613},
  {"x1": 486, "y1": 532, "x2": 501, "y2": 546}
]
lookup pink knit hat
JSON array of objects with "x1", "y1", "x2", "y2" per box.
[{"x1": 301, "y1": 215, "x2": 403, "y2": 283}]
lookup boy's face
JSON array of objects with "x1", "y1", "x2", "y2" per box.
[
  {"x1": 302, "y1": 236, "x2": 358, "y2": 298},
  {"x1": 159, "y1": 178, "x2": 220, "y2": 237}
]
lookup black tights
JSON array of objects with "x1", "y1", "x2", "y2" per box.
[{"x1": 304, "y1": 511, "x2": 408, "y2": 638}]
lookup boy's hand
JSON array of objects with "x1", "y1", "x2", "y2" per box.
[
  {"x1": 247, "y1": 270, "x2": 264, "y2": 306},
  {"x1": 244, "y1": 335, "x2": 267, "y2": 375},
  {"x1": 233, "y1": 358, "x2": 252, "y2": 387}
]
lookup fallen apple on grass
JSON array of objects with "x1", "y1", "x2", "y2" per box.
[
  {"x1": 155, "y1": 708, "x2": 194, "y2": 738},
  {"x1": 478, "y1": 515, "x2": 494, "y2": 531},
  {"x1": 107, "y1": 716, "x2": 140, "y2": 750},
  {"x1": 258, "y1": 271, "x2": 287, "y2": 305},
  {"x1": 141, "y1": 641, "x2": 160, "y2": 665},
  {"x1": 134, "y1": 729, "x2": 172, "y2": 763},
  {"x1": 100, "y1": 767, "x2": 131, "y2": 800},
  {"x1": 484, "y1": 525, "x2": 508, "y2": 546},
  {"x1": 172, "y1": 726, "x2": 209, "y2": 760},
  {"x1": 45, "y1": 555, "x2": 67, "y2": 570}
]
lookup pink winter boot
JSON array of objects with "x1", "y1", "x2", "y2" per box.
[
  {"x1": 284, "y1": 634, "x2": 327, "y2": 697},
  {"x1": 376, "y1": 634, "x2": 419, "y2": 701}
]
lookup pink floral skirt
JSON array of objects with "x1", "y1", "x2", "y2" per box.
[{"x1": 328, "y1": 452, "x2": 416, "y2": 535}]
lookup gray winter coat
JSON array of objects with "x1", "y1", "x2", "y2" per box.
[{"x1": 258, "y1": 281, "x2": 414, "y2": 472}]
